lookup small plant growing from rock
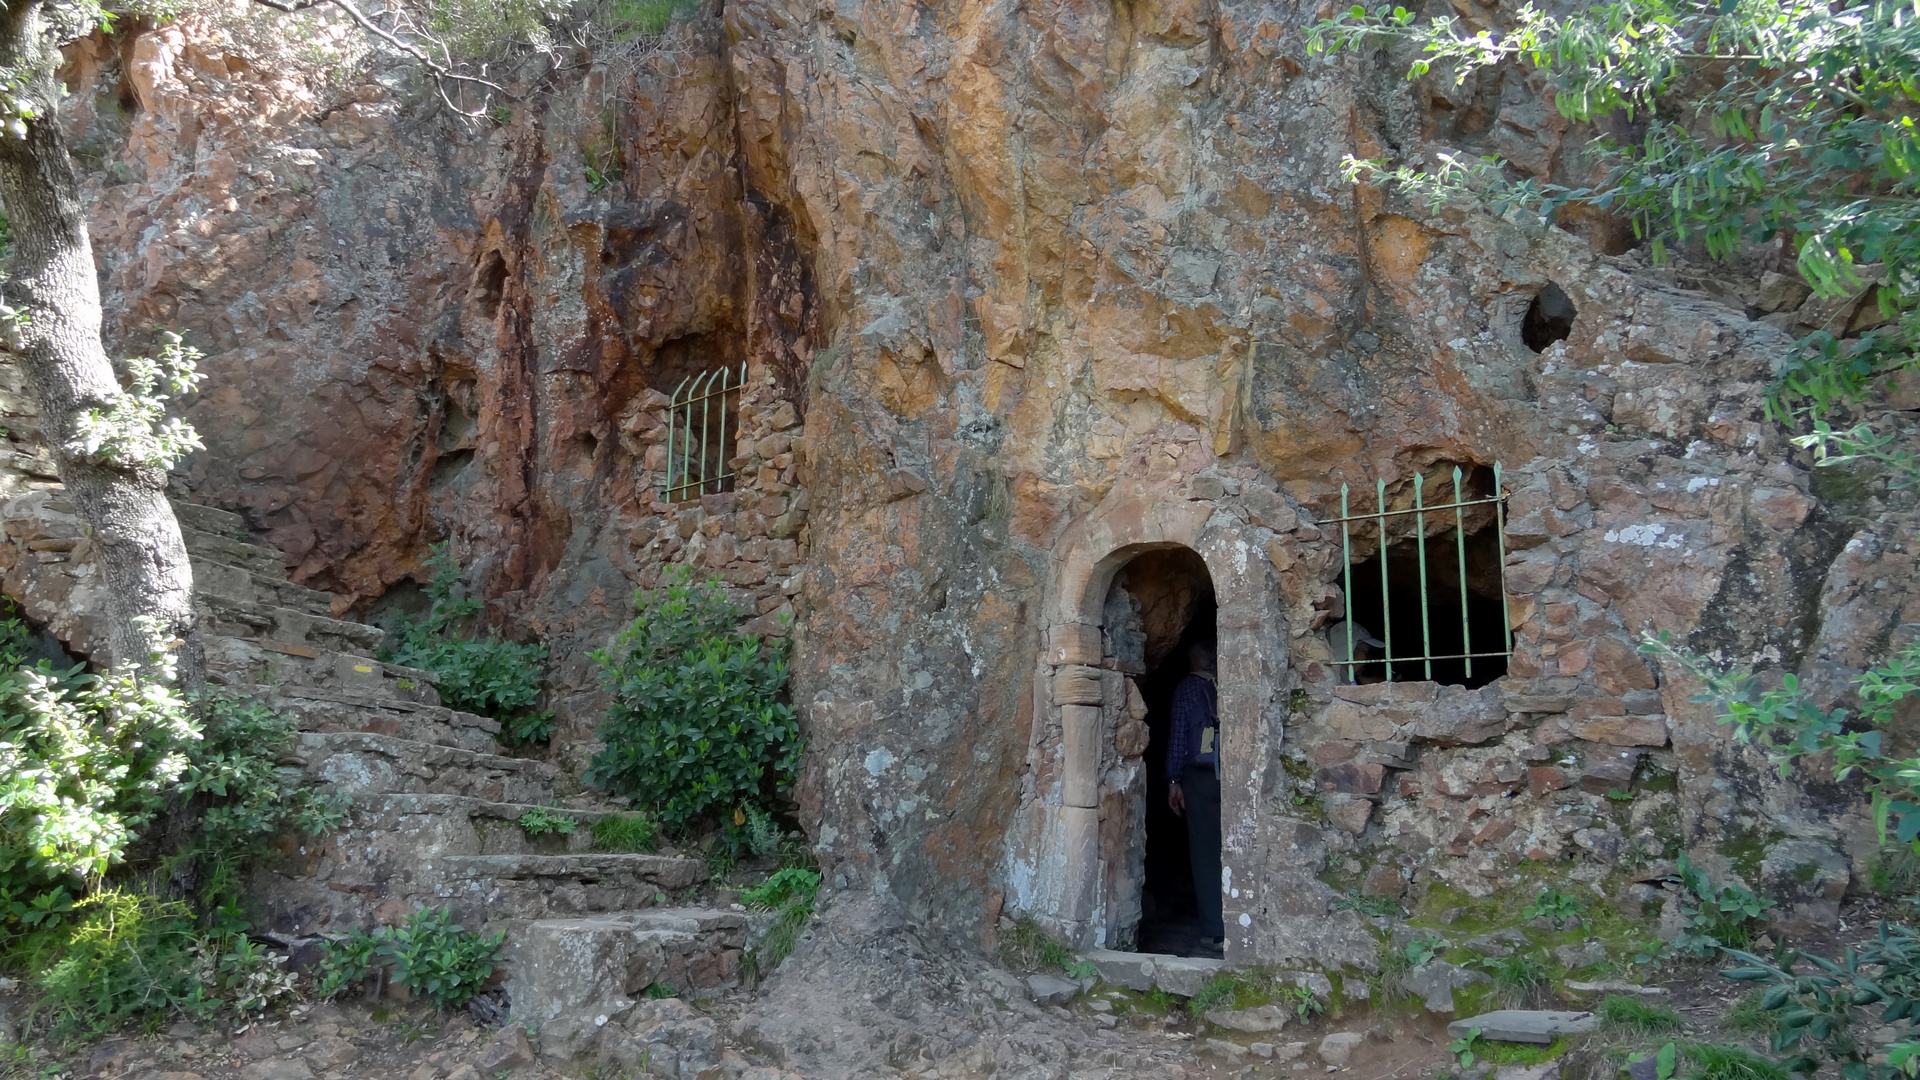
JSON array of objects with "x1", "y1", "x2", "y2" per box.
[
  {"x1": 1523, "y1": 886, "x2": 1588, "y2": 929},
  {"x1": 516, "y1": 806, "x2": 577, "y2": 837},
  {"x1": 313, "y1": 907, "x2": 504, "y2": 1008},
  {"x1": 740, "y1": 867, "x2": 821, "y2": 978},
  {"x1": 1671, "y1": 854, "x2": 1773, "y2": 955},
  {"x1": 1403, "y1": 932, "x2": 1449, "y2": 967},
  {"x1": 1449, "y1": 1028, "x2": 1484, "y2": 1070}
]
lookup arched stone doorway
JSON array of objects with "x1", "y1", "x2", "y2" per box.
[
  {"x1": 1102, "y1": 548, "x2": 1218, "y2": 955},
  {"x1": 1002, "y1": 478, "x2": 1293, "y2": 961}
]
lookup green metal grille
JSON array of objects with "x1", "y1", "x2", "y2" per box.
[
  {"x1": 1332, "y1": 463, "x2": 1513, "y2": 683},
  {"x1": 660, "y1": 362, "x2": 746, "y2": 503}
]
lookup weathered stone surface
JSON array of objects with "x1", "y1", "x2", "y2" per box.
[
  {"x1": 1450, "y1": 1010, "x2": 1598, "y2": 1044},
  {"x1": 477, "y1": 1025, "x2": 535, "y2": 1073},
  {"x1": 1027, "y1": 974, "x2": 1079, "y2": 1005},
  {"x1": 1405, "y1": 962, "x2": 1490, "y2": 1013},
  {"x1": 1206, "y1": 1004, "x2": 1291, "y2": 1034},
  {"x1": 1317, "y1": 1032, "x2": 1365, "y2": 1066}
]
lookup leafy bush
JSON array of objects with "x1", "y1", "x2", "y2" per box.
[
  {"x1": 1724, "y1": 921, "x2": 1920, "y2": 1080},
  {"x1": 0, "y1": 619, "x2": 197, "y2": 937},
  {"x1": 314, "y1": 907, "x2": 505, "y2": 1008},
  {"x1": 591, "y1": 812, "x2": 657, "y2": 853},
  {"x1": 383, "y1": 544, "x2": 550, "y2": 742},
  {"x1": 427, "y1": 0, "x2": 568, "y2": 57},
  {"x1": 178, "y1": 694, "x2": 347, "y2": 863},
  {"x1": 21, "y1": 889, "x2": 297, "y2": 1037},
  {"x1": 586, "y1": 569, "x2": 799, "y2": 828},
  {"x1": 516, "y1": 806, "x2": 576, "y2": 837},
  {"x1": 1402, "y1": 932, "x2": 1449, "y2": 967}
]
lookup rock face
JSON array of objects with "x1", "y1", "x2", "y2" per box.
[{"x1": 23, "y1": 0, "x2": 1918, "y2": 1037}]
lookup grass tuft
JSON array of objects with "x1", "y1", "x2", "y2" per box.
[
  {"x1": 1600, "y1": 994, "x2": 1683, "y2": 1037},
  {"x1": 1482, "y1": 952, "x2": 1553, "y2": 1009},
  {"x1": 997, "y1": 915, "x2": 1073, "y2": 973},
  {"x1": 591, "y1": 811, "x2": 657, "y2": 853},
  {"x1": 1684, "y1": 1043, "x2": 1790, "y2": 1080}
]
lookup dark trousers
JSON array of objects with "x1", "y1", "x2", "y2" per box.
[{"x1": 1183, "y1": 767, "x2": 1224, "y2": 939}]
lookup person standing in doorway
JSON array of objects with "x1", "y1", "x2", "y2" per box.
[{"x1": 1165, "y1": 642, "x2": 1223, "y2": 956}]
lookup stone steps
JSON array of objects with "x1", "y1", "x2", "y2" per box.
[
  {"x1": 434, "y1": 853, "x2": 708, "y2": 922},
  {"x1": 206, "y1": 635, "x2": 439, "y2": 704},
  {"x1": 270, "y1": 685, "x2": 500, "y2": 753},
  {"x1": 193, "y1": 558, "x2": 339, "y2": 618},
  {"x1": 505, "y1": 908, "x2": 757, "y2": 1031},
  {"x1": 201, "y1": 593, "x2": 387, "y2": 655},
  {"x1": 250, "y1": 795, "x2": 703, "y2": 932},
  {"x1": 284, "y1": 730, "x2": 564, "y2": 804}
]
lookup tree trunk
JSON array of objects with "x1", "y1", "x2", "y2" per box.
[{"x1": 0, "y1": 0, "x2": 196, "y2": 676}]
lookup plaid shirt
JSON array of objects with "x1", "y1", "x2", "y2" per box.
[{"x1": 1165, "y1": 672, "x2": 1218, "y2": 783}]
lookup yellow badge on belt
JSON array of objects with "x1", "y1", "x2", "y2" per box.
[{"x1": 1199, "y1": 727, "x2": 1215, "y2": 755}]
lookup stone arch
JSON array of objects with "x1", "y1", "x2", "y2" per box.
[{"x1": 1012, "y1": 478, "x2": 1292, "y2": 958}]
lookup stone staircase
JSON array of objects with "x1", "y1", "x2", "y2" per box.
[{"x1": 0, "y1": 491, "x2": 758, "y2": 1036}]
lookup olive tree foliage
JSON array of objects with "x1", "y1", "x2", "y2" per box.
[{"x1": 1310, "y1": 1, "x2": 1920, "y2": 842}]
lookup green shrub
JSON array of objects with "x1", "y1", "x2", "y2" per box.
[
  {"x1": 591, "y1": 812, "x2": 657, "y2": 853},
  {"x1": 314, "y1": 907, "x2": 504, "y2": 1008},
  {"x1": 21, "y1": 889, "x2": 298, "y2": 1037},
  {"x1": 586, "y1": 569, "x2": 799, "y2": 828},
  {"x1": 516, "y1": 806, "x2": 576, "y2": 836},
  {"x1": 1724, "y1": 990, "x2": 1777, "y2": 1035},
  {"x1": 427, "y1": 0, "x2": 567, "y2": 57},
  {"x1": 382, "y1": 544, "x2": 550, "y2": 742},
  {"x1": 602, "y1": 0, "x2": 687, "y2": 36},
  {"x1": 0, "y1": 619, "x2": 198, "y2": 937},
  {"x1": 179, "y1": 694, "x2": 347, "y2": 864}
]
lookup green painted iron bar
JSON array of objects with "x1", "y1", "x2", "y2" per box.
[
  {"x1": 714, "y1": 365, "x2": 728, "y2": 499},
  {"x1": 1414, "y1": 472, "x2": 1432, "y2": 681},
  {"x1": 1495, "y1": 462, "x2": 1512, "y2": 652},
  {"x1": 1454, "y1": 465, "x2": 1473, "y2": 681},
  {"x1": 1341, "y1": 483, "x2": 1355, "y2": 685},
  {"x1": 1332, "y1": 649, "x2": 1511, "y2": 668},
  {"x1": 697, "y1": 366, "x2": 714, "y2": 497},
  {"x1": 663, "y1": 374, "x2": 688, "y2": 502},
  {"x1": 1326, "y1": 493, "x2": 1503, "y2": 524},
  {"x1": 1376, "y1": 477, "x2": 1392, "y2": 682}
]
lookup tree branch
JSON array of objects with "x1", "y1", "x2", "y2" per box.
[{"x1": 243, "y1": 0, "x2": 514, "y2": 117}]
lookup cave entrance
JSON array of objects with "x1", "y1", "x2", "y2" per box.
[{"x1": 1102, "y1": 548, "x2": 1218, "y2": 957}]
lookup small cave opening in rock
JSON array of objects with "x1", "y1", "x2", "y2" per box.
[
  {"x1": 473, "y1": 251, "x2": 508, "y2": 319},
  {"x1": 1103, "y1": 547, "x2": 1218, "y2": 958},
  {"x1": 1336, "y1": 468, "x2": 1510, "y2": 690},
  {"x1": 1521, "y1": 281, "x2": 1577, "y2": 352}
]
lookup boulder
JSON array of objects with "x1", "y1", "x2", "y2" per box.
[
  {"x1": 1027, "y1": 974, "x2": 1079, "y2": 1005},
  {"x1": 1206, "y1": 1004, "x2": 1291, "y2": 1033},
  {"x1": 1318, "y1": 1032, "x2": 1365, "y2": 1066},
  {"x1": 1404, "y1": 961, "x2": 1488, "y2": 1013},
  {"x1": 1449, "y1": 1010, "x2": 1598, "y2": 1044}
]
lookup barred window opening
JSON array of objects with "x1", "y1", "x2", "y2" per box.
[
  {"x1": 1332, "y1": 464, "x2": 1513, "y2": 690},
  {"x1": 659, "y1": 362, "x2": 745, "y2": 503}
]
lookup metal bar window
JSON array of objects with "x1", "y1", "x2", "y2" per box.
[
  {"x1": 1333, "y1": 463, "x2": 1513, "y2": 686},
  {"x1": 659, "y1": 362, "x2": 746, "y2": 503}
]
